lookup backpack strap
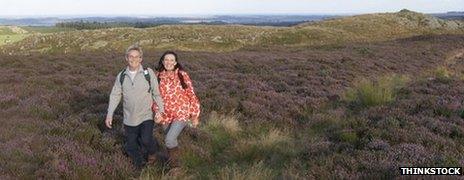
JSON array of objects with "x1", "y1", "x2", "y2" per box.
[
  {"x1": 119, "y1": 68, "x2": 127, "y2": 87},
  {"x1": 143, "y1": 67, "x2": 152, "y2": 93},
  {"x1": 157, "y1": 72, "x2": 161, "y2": 85}
]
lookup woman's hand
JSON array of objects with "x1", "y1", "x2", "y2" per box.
[{"x1": 191, "y1": 117, "x2": 199, "y2": 128}]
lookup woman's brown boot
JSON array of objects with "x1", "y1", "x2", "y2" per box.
[
  {"x1": 167, "y1": 147, "x2": 182, "y2": 175},
  {"x1": 167, "y1": 147, "x2": 181, "y2": 168}
]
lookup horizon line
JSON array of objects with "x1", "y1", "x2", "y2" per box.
[{"x1": 0, "y1": 10, "x2": 462, "y2": 18}]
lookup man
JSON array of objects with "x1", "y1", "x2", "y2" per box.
[{"x1": 105, "y1": 44, "x2": 164, "y2": 169}]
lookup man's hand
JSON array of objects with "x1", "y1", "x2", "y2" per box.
[
  {"x1": 154, "y1": 113, "x2": 162, "y2": 124},
  {"x1": 105, "y1": 117, "x2": 113, "y2": 129}
]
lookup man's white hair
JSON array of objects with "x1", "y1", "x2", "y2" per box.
[{"x1": 125, "y1": 44, "x2": 143, "y2": 58}]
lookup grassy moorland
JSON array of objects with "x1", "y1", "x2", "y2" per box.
[
  {"x1": 0, "y1": 10, "x2": 464, "y2": 179},
  {"x1": 2, "y1": 9, "x2": 463, "y2": 54},
  {"x1": 0, "y1": 25, "x2": 75, "y2": 46},
  {"x1": 0, "y1": 26, "x2": 29, "y2": 46}
]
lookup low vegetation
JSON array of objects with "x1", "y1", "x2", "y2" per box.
[{"x1": 1, "y1": 10, "x2": 464, "y2": 178}]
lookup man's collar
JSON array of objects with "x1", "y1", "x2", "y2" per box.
[{"x1": 125, "y1": 65, "x2": 144, "y2": 73}]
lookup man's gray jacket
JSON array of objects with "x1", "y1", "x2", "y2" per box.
[{"x1": 106, "y1": 65, "x2": 164, "y2": 126}]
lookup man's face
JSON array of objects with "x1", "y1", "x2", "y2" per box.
[{"x1": 126, "y1": 50, "x2": 142, "y2": 70}]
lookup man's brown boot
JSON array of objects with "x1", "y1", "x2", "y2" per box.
[{"x1": 147, "y1": 154, "x2": 157, "y2": 165}]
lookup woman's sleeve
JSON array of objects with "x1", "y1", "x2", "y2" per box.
[{"x1": 182, "y1": 72, "x2": 201, "y2": 121}]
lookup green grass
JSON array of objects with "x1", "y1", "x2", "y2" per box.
[
  {"x1": 0, "y1": 26, "x2": 74, "y2": 47},
  {"x1": 0, "y1": 34, "x2": 29, "y2": 46},
  {"x1": 0, "y1": 27, "x2": 16, "y2": 35},
  {"x1": 432, "y1": 66, "x2": 453, "y2": 83},
  {"x1": 214, "y1": 161, "x2": 275, "y2": 180},
  {"x1": 336, "y1": 130, "x2": 358, "y2": 144},
  {"x1": 344, "y1": 74, "x2": 409, "y2": 108},
  {"x1": 21, "y1": 26, "x2": 76, "y2": 33},
  {"x1": 308, "y1": 114, "x2": 347, "y2": 136},
  {"x1": 229, "y1": 128, "x2": 296, "y2": 169},
  {"x1": 199, "y1": 111, "x2": 243, "y2": 157},
  {"x1": 182, "y1": 148, "x2": 208, "y2": 169}
]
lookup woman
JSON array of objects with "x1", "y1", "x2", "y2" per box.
[{"x1": 152, "y1": 51, "x2": 200, "y2": 170}]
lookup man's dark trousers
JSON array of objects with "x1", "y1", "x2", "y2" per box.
[{"x1": 124, "y1": 120, "x2": 159, "y2": 168}]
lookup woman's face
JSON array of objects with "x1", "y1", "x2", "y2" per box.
[{"x1": 163, "y1": 54, "x2": 177, "y2": 71}]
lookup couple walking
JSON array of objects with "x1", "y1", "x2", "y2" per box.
[{"x1": 105, "y1": 44, "x2": 200, "y2": 171}]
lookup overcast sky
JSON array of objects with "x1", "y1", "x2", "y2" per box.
[{"x1": 1, "y1": 0, "x2": 463, "y2": 16}]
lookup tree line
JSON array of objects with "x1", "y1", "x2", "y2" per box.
[
  {"x1": 54, "y1": 20, "x2": 303, "y2": 30},
  {"x1": 55, "y1": 20, "x2": 180, "y2": 29}
]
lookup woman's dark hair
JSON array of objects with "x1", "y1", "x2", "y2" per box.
[{"x1": 156, "y1": 51, "x2": 188, "y2": 89}]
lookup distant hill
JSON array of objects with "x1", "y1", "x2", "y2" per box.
[
  {"x1": 263, "y1": 9, "x2": 464, "y2": 46},
  {"x1": 1, "y1": 10, "x2": 463, "y2": 54},
  {"x1": 0, "y1": 17, "x2": 63, "y2": 26},
  {"x1": 432, "y1": 11, "x2": 464, "y2": 20},
  {"x1": 0, "y1": 15, "x2": 336, "y2": 27},
  {"x1": 263, "y1": 9, "x2": 464, "y2": 47}
]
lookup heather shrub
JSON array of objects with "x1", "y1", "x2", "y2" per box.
[
  {"x1": 0, "y1": 94, "x2": 19, "y2": 109},
  {"x1": 366, "y1": 139, "x2": 391, "y2": 151},
  {"x1": 388, "y1": 143, "x2": 435, "y2": 167},
  {"x1": 304, "y1": 111, "x2": 372, "y2": 149},
  {"x1": 28, "y1": 105, "x2": 55, "y2": 121},
  {"x1": 2, "y1": 33, "x2": 464, "y2": 178}
]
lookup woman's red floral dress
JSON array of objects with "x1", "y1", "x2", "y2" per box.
[{"x1": 152, "y1": 69, "x2": 200, "y2": 124}]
